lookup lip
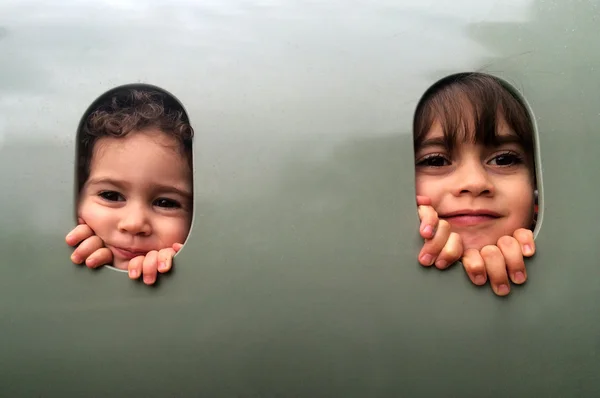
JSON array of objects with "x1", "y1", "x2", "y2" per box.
[
  {"x1": 439, "y1": 209, "x2": 502, "y2": 227},
  {"x1": 109, "y1": 245, "x2": 148, "y2": 260}
]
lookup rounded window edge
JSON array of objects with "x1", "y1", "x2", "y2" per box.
[
  {"x1": 411, "y1": 71, "x2": 542, "y2": 242},
  {"x1": 494, "y1": 75, "x2": 543, "y2": 238},
  {"x1": 73, "y1": 83, "x2": 195, "y2": 274}
]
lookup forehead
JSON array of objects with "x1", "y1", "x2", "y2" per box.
[
  {"x1": 423, "y1": 116, "x2": 519, "y2": 145},
  {"x1": 90, "y1": 129, "x2": 191, "y2": 186}
]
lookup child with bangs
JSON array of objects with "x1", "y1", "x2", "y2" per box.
[{"x1": 414, "y1": 72, "x2": 537, "y2": 296}]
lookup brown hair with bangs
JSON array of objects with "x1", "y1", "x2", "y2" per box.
[
  {"x1": 77, "y1": 88, "x2": 194, "y2": 193},
  {"x1": 413, "y1": 72, "x2": 534, "y2": 158}
]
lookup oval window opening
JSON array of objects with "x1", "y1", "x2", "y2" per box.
[
  {"x1": 71, "y1": 84, "x2": 194, "y2": 274},
  {"x1": 412, "y1": 72, "x2": 542, "y2": 289}
]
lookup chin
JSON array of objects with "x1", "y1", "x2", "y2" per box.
[
  {"x1": 460, "y1": 234, "x2": 499, "y2": 251},
  {"x1": 112, "y1": 259, "x2": 129, "y2": 271}
]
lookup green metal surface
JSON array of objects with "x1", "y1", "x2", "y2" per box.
[{"x1": 0, "y1": 0, "x2": 598, "y2": 396}]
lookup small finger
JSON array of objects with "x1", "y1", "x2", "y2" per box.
[
  {"x1": 480, "y1": 245, "x2": 510, "y2": 296},
  {"x1": 462, "y1": 248, "x2": 487, "y2": 286},
  {"x1": 157, "y1": 248, "x2": 175, "y2": 273},
  {"x1": 418, "y1": 220, "x2": 451, "y2": 266},
  {"x1": 172, "y1": 242, "x2": 184, "y2": 252},
  {"x1": 71, "y1": 235, "x2": 104, "y2": 265},
  {"x1": 434, "y1": 232, "x2": 463, "y2": 269},
  {"x1": 416, "y1": 195, "x2": 432, "y2": 206},
  {"x1": 513, "y1": 228, "x2": 535, "y2": 257},
  {"x1": 417, "y1": 205, "x2": 439, "y2": 239},
  {"x1": 85, "y1": 247, "x2": 114, "y2": 269},
  {"x1": 65, "y1": 224, "x2": 94, "y2": 247},
  {"x1": 497, "y1": 236, "x2": 527, "y2": 285},
  {"x1": 142, "y1": 251, "x2": 159, "y2": 285},
  {"x1": 128, "y1": 256, "x2": 144, "y2": 280}
]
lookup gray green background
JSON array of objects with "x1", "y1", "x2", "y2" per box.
[{"x1": 1, "y1": 0, "x2": 598, "y2": 396}]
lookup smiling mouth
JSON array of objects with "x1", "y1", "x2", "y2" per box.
[
  {"x1": 110, "y1": 246, "x2": 148, "y2": 260},
  {"x1": 439, "y1": 211, "x2": 501, "y2": 227}
]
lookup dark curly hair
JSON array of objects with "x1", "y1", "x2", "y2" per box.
[{"x1": 77, "y1": 88, "x2": 194, "y2": 192}]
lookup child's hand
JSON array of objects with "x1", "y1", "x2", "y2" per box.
[
  {"x1": 416, "y1": 196, "x2": 536, "y2": 296},
  {"x1": 462, "y1": 228, "x2": 536, "y2": 296},
  {"x1": 127, "y1": 243, "x2": 183, "y2": 285},
  {"x1": 416, "y1": 196, "x2": 464, "y2": 269},
  {"x1": 65, "y1": 218, "x2": 113, "y2": 268}
]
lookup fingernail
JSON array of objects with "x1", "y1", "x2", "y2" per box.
[
  {"x1": 144, "y1": 275, "x2": 154, "y2": 284},
  {"x1": 514, "y1": 271, "x2": 526, "y2": 284},
  {"x1": 474, "y1": 274, "x2": 486, "y2": 285},
  {"x1": 420, "y1": 254, "x2": 434, "y2": 265},
  {"x1": 497, "y1": 284, "x2": 510, "y2": 295},
  {"x1": 158, "y1": 262, "x2": 167, "y2": 271},
  {"x1": 435, "y1": 260, "x2": 447, "y2": 269},
  {"x1": 129, "y1": 269, "x2": 138, "y2": 278},
  {"x1": 524, "y1": 245, "x2": 533, "y2": 255},
  {"x1": 71, "y1": 254, "x2": 81, "y2": 264},
  {"x1": 422, "y1": 225, "x2": 433, "y2": 236},
  {"x1": 87, "y1": 258, "x2": 96, "y2": 268}
]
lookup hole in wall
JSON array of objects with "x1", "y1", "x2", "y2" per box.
[
  {"x1": 73, "y1": 84, "x2": 195, "y2": 272},
  {"x1": 412, "y1": 72, "x2": 542, "y2": 252}
]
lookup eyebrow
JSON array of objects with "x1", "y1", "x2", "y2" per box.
[
  {"x1": 86, "y1": 177, "x2": 192, "y2": 198},
  {"x1": 492, "y1": 134, "x2": 524, "y2": 145},
  {"x1": 418, "y1": 137, "x2": 447, "y2": 149},
  {"x1": 418, "y1": 133, "x2": 524, "y2": 149}
]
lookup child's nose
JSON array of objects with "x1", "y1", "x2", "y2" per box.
[
  {"x1": 453, "y1": 162, "x2": 494, "y2": 197},
  {"x1": 117, "y1": 204, "x2": 152, "y2": 236}
]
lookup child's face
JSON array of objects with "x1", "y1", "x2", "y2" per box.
[
  {"x1": 78, "y1": 129, "x2": 193, "y2": 270},
  {"x1": 415, "y1": 118, "x2": 535, "y2": 250}
]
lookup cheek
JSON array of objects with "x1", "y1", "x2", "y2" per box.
[
  {"x1": 78, "y1": 198, "x2": 113, "y2": 239},
  {"x1": 155, "y1": 216, "x2": 192, "y2": 245},
  {"x1": 515, "y1": 196, "x2": 535, "y2": 225},
  {"x1": 504, "y1": 180, "x2": 535, "y2": 226},
  {"x1": 415, "y1": 175, "x2": 443, "y2": 202}
]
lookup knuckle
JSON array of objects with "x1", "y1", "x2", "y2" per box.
[
  {"x1": 463, "y1": 248, "x2": 479, "y2": 257},
  {"x1": 462, "y1": 254, "x2": 484, "y2": 268},
  {"x1": 444, "y1": 244, "x2": 462, "y2": 259},
  {"x1": 89, "y1": 235, "x2": 104, "y2": 248},
  {"x1": 462, "y1": 256, "x2": 484, "y2": 272},
  {"x1": 76, "y1": 224, "x2": 92, "y2": 237},
  {"x1": 514, "y1": 228, "x2": 533, "y2": 242},
  {"x1": 78, "y1": 241, "x2": 95, "y2": 255},
  {"x1": 497, "y1": 235, "x2": 516, "y2": 249},
  {"x1": 99, "y1": 248, "x2": 112, "y2": 262},
  {"x1": 465, "y1": 261, "x2": 485, "y2": 274},
  {"x1": 160, "y1": 248, "x2": 173, "y2": 257},
  {"x1": 480, "y1": 245, "x2": 501, "y2": 258},
  {"x1": 417, "y1": 205, "x2": 430, "y2": 218},
  {"x1": 143, "y1": 252, "x2": 158, "y2": 270},
  {"x1": 437, "y1": 219, "x2": 450, "y2": 232}
]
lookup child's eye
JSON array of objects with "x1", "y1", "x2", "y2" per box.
[
  {"x1": 416, "y1": 154, "x2": 450, "y2": 167},
  {"x1": 154, "y1": 198, "x2": 181, "y2": 209},
  {"x1": 488, "y1": 152, "x2": 523, "y2": 166},
  {"x1": 98, "y1": 191, "x2": 124, "y2": 202}
]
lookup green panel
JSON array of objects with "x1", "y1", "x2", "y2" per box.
[{"x1": 0, "y1": 0, "x2": 598, "y2": 396}]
